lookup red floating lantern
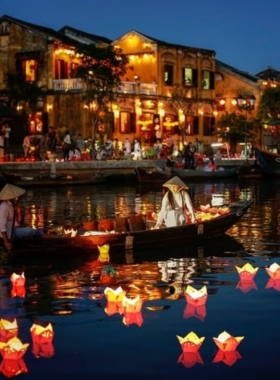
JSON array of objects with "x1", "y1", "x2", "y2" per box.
[
  {"x1": 184, "y1": 285, "x2": 208, "y2": 306},
  {"x1": 176, "y1": 332, "x2": 205, "y2": 353},
  {"x1": 30, "y1": 322, "x2": 54, "y2": 344},
  {"x1": 11, "y1": 286, "x2": 26, "y2": 298},
  {"x1": 213, "y1": 331, "x2": 244, "y2": 352},
  {"x1": 10, "y1": 273, "x2": 25, "y2": 287},
  {"x1": 235, "y1": 263, "x2": 259, "y2": 281}
]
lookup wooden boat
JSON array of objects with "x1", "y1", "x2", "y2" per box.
[
  {"x1": 10, "y1": 199, "x2": 253, "y2": 256},
  {"x1": 135, "y1": 166, "x2": 172, "y2": 183},
  {"x1": 172, "y1": 167, "x2": 237, "y2": 180},
  {"x1": 1, "y1": 171, "x2": 111, "y2": 186},
  {"x1": 236, "y1": 165, "x2": 263, "y2": 179},
  {"x1": 255, "y1": 148, "x2": 280, "y2": 176}
]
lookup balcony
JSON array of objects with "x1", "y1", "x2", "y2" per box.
[{"x1": 53, "y1": 79, "x2": 157, "y2": 95}]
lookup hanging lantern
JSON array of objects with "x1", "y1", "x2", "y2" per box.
[
  {"x1": 235, "y1": 263, "x2": 259, "y2": 281},
  {"x1": 213, "y1": 331, "x2": 244, "y2": 352},
  {"x1": 30, "y1": 322, "x2": 54, "y2": 344},
  {"x1": 212, "y1": 349, "x2": 242, "y2": 366},
  {"x1": 265, "y1": 262, "x2": 280, "y2": 279},
  {"x1": 32, "y1": 342, "x2": 54, "y2": 358},
  {"x1": 10, "y1": 273, "x2": 25, "y2": 287},
  {"x1": 0, "y1": 337, "x2": 29, "y2": 360},
  {"x1": 0, "y1": 358, "x2": 28, "y2": 378},
  {"x1": 177, "y1": 351, "x2": 204, "y2": 369},
  {"x1": 0, "y1": 319, "x2": 18, "y2": 342},
  {"x1": 176, "y1": 332, "x2": 205, "y2": 353},
  {"x1": 184, "y1": 285, "x2": 208, "y2": 306},
  {"x1": 183, "y1": 303, "x2": 207, "y2": 321}
]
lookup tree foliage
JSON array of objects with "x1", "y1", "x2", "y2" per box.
[
  {"x1": 75, "y1": 44, "x2": 129, "y2": 140},
  {"x1": 257, "y1": 87, "x2": 280, "y2": 122}
]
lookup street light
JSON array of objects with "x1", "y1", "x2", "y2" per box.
[{"x1": 237, "y1": 94, "x2": 256, "y2": 157}]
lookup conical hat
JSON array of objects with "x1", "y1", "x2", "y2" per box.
[
  {"x1": 163, "y1": 176, "x2": 188, "y2": 189},
  {"x1": 0, "y1": 184, "x2": 26, "y2": 200}
]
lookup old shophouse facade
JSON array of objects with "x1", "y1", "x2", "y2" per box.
[{"x1": 0, "y1": 14, "x2": 273, "y2": 152}]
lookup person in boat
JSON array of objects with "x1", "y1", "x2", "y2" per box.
[
  {"x1": 0, "y1": 184, "x2": 44, "y2": 251},
  {"x1": 165, "y1": 154, "x2": 177, "y2": 174},
  {"x1": 204, "y1": 157, "x2": 218, "y2": 172},
  {"x1": 154, "y1": 176, "x2": 196, "y2": 228}
]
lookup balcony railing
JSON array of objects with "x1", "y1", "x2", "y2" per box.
[{"x1": 53, "y1": 79, "x2": 157, "y2": 95}]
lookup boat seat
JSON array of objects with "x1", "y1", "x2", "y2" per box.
[
  {"x1": 127, "y1": 215, "x2": 146, "y2": 232},
  {"x1": 114, "y1": 217, "x2": 128, "y2": 233}
]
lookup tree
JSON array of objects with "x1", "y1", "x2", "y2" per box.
[
  {"x1": 216, "y1": 112, "x2": 257, "y2": 154},
  {"x1": 257, "y1": 87, "x2": 280, "y2": 122},
  {"x1": 74, "y1": 44, "x2": 129, "y2": 141}
]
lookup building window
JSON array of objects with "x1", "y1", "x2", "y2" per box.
[
  {"x1": 55, "y1": 59, "x2": 68, "y2": 79},
  {"x1": 120, "y1": 112, "x2": 136, "y2": 133},
  {"x1": 202, "y1": 70, "x2": 214, "y2": 89},
  {"x1": 182, "y1": 68, "x2": 198, "y2": 87},
  {"x1": 15, "y1": 51, "x2": 40, "y2": 81},
  {"x1": 0, "y1": 21, "x2": 9, "y2": 36},
  {"x1": 203, "y1": 116, "x2": 215, "y2": 136},
  {"x1": 164, "y1": 64, "x2": 173, "y2": 86}
]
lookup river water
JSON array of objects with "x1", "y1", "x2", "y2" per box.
[{"x1": 0, "y1": 178, "x2": 279, "y2": 379}]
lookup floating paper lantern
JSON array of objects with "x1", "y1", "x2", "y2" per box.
[
  {"x1": 30, "y1": 322, "x2": 54, "y2": 344},
  {"x1": 213, "y1": 331, "x2": 244, "y2": 352},
  {"x1": 236, "y1": 279, "x2": 257, "y2": 293},
  {"x1": 11, "y1": 286, "x2": 26, "y2": 298},
  {"x1": 177, "y1": 351, "x2": 204, "y2": 369},
  {"x1": 97, "y1": 244, "x2": 110, "y2": 262},
  {"x1": 184, "y1": 285, "x2": 208, "y2": 306},
  {"x1": 0, "y1": 319, "x2": 18, "y2": 342},
  {"x1": 265, "y1": 262, "x2": 280, "y2": 280},
  {"x1": 104, "y1": 286, "x2": 126, "y2": 303},
  {"x1": 104, "y1": 301, "x2": 123, "y2": 316},
  {"x1": 32, "y1": 342, "x2": 55, "y2": 358},
  {"x1": 0, "y1": 358, "x2": 28, "y2": 378},
  {"x1": 183, "y1": 303, "x2": 207, "y2": 321},
  {"x1": 10, "y1": 273, "x2": 25, "y2": 287},
  {"x1": 176, "y1": 332, "x2": 205, "y2": 353},
  {"x1": 0, "y1": 337, "x2": 29, "y2": 360},
  {"x1": 122, "y1": 295, "x2": 143, "y2": 313},
  {"x1": 213, "y1": 349, "x2": 242, "y2": 366},
  {"x1": 64, "y1": 228, "x2": 77, "y2": 237},
  {"x1": 235, "y1": 263, "x2": 259, "y2": 280}
]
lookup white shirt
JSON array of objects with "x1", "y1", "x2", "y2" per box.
[{"x1": 0, "y1": 201, "x2": 14, "y2": 239}]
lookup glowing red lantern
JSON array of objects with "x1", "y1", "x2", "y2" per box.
[
  {"x1": 213, "y1": 331, "x2": 244, "y2": 352},
  {"x1": 10, "y1": 273, "x2": 25, "y2": 287},
  {"x1": 213, "y1": 349, "x2": 242, "y2": 366},
  {"x1": 0, "y1": 337, "x2": 29, "y2": 360},
  {"x1": 235, "y1": 263, "x2": 259, "y2": 281},
  {"x1": 176, "y1": 332, "x2": 205, "y2": 353},
  {"x1": 32, "y1": 342, "x2": 54, "y2": 358},
  {"x1": 184, "y1": 285, "x2": 208, "y2": 306},
  {"x1": 177, "y1": 351, "x2": 204, "y2": 369},
  {"x1": 0, "y1": 319, "x2": 18, "y2": 342},
  {"x1": 265, "y1": 262, "x2": 280, "y2": 280},
  {"x1": 30, "y1": 322, "x2": 54, "y2": 344},
  {"x1": 122, "y1": 295, "x2": 143, "y2": 313},
  {"x1": 183, "y1": 303, "x2": 207, "y2": 321},
  {"x1": 0, "y1": 358, "x2": 28, "y2": 378}
]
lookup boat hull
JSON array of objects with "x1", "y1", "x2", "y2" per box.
[
  {"x1": 255, "y1": 148, "x2": 280, "y2": 176},
  {"x1": 10, "y1": 200, "x2": 253, "y2": 257},
  {"x1": 172, "y1": 167, "x2": 237, "y2": 180}
]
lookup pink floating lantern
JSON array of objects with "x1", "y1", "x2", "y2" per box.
[
  {"x1": 235, "y1": 263, "x2": 259, "y2": 281},
  {"x1": 184, "y1": 285, "x2": 208, "y2": 306},
  {"x1": 213, "y1": 331, "x2": 244, "y2": 352},
  {"x1": 265, "y1": 262, "x2": 280, "y2": 280},
  {"x1": 10, "y1": 273, "x2": 25, "y2": 287},
  {"x1": 176, "y1": 332, "x2": 205, "y2": 353}
]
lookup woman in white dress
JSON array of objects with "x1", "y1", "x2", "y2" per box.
[{"x1": 155, "y1": 176, "x2": 196, "y2": 228}]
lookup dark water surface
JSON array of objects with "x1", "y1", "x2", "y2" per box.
[{"x1": 0, "y1": 178, "x2": 280, "y2": 379}]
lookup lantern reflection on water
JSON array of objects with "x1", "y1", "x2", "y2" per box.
[
  {"x1": 32, "y1": 342, "x2": 54, "y2": 359},
  {"x1": 176, "y1": 332, "x2": 205, "y2": 353},
  {"x1": 213, "y1": 331, "x2": 244, "y2": 352},
  {"x1": 213, "y1": 349, "x2": 242, "y2": 366},
  {"x1": 0, "y1": 358, "x2": 28, "y2": 378},
  {"x1": 236, "y1": 279, "x2": 257, "y2": 293},
  {"x1": 0, "y1": 337, "x2": 29, "y2": 360},
  {"x1": 0, "y1": 319, "x2": 18, "y2": 343},
  {"x1": 183, "y1": 303, "x2": 207, "y2": 321},
  {"x1": 177, "y1": 351, "x2": 204, "y2": 369},
  {"x1": 266, "y1": 278, "x2": 280, "y2": 291},
  {"x1": 104, "y1": 286, "x2": 126, "y2": 316},
  {"x1": 122, "y1": 295, "x2": 143, "y2": 327},
  {"x1": 123, "y1": 311, "x2": 143, "y2": 327},
  {"x1": 235, "y1": 263, "x2": 259, "y2": 281},
  {"x1": 10, "y1": 273, "x2": 25, "y2": 287},
  {"x1": 97, "y1": 244, "x2": 110, "y2": 263},
  {"x1": 11, "y1": 286, "x2": 26, "y2": 298},
  {"x1": 265, "y1": 262, "x2": 280, "y2": 280}
]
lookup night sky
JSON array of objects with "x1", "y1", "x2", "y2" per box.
[{"x1": 2, "y1": 0, "x2": 279, "y2": 75}]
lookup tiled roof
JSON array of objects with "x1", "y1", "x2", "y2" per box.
[
  {"x1": 216, "y1": 59, "x2": 258, "y2": 83},
  {"x1": 58, "y1": 25, "x2": 112, "y2": 45}
]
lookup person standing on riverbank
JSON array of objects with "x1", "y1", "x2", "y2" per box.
[
  {"x1": 46, "y1": 126, "x2": 57, "y2": 153},
  {"x1": 62, "y1": 130, "x2": 72, "y2": 161}
]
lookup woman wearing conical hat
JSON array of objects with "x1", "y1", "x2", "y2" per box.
[
  {"x1": 155, "y1": 176, "x2": 196, "y2": 228},
  {"x1": 0, "y1": 184, "x2": 43, "y2": 251}
]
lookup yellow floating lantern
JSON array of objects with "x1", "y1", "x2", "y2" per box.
[
  {"x1": 0, "y1": 337, "x2": 29, "y2": 360},
  {"x1": 97, "y1": 244, "x2": 110, "y2": 262},
  {"x1": 235, "y1": 263, "x2": 259, "y2": 280},
  {"x1": 0, "y1": 319, "x2": 18, "y2": 342},
  {"x1": 184, "y1": 285, "x2": 208, "y2": 306},
  {"x1": 104, "y1": 286, "x2": 126, "y2": 303},
  {"x1": 176, "y1": 331, "x2": 205, "y2": 353}
]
